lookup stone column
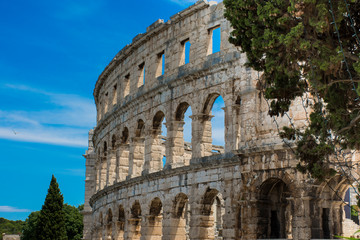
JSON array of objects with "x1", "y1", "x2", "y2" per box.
[
  {"x1": 291, "y1": 196, "x2": 312, "y2": 240},
  {"x1": 100, "y1": 155, "x2": 107, "y2": 190},
  {"x1": 106, "y1": 149, "x2": 117, "y2": 186},
  {"x1": 240, "y1": 200, "x2": 258, "y2": 240},
  {"x1": 223, "y1": 105, "x2": 241, "y2": 152},
  {"x1": 116, "y1": 143, "x2": 130, "y2": 182},
  {"x1": 128, "y1": 137, "x2": 145, "y2": 178},
  {"x1": 127, "y1": 218, "x2": 141, "y2": 240},
  {"x1": 331, "y1": 200, "x2": 344, "y2": 237},
  {"x1": 140, "y1": 215, "x2": 163, "y2": 240},
  {"x1": 143, "y1": 129, "x2": 163, "y2": 174},
  {"x1": 165, "y1": 121, "x2": 185, "y2": 169},
  {"x1": 191, "y1": 114, "x2": 213, "y2": 158},
  {"x1": 115, "y1": 220, "x2": 125, "y2": 240},
  {"x1": 83, "y1": 130, "x2": 96, "y2": 240}
]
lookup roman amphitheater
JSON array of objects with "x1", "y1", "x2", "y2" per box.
[{"x1": 83, "y1": 1, "x2": 360, "y2": 239}]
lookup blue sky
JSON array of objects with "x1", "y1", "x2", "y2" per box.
[{"x1": 0, "y1": 0, "x2": 222, "y2": 220}]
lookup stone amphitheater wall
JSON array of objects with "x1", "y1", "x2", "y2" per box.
[{"x1": 83, "y1": 1, "x2": 357, "y2": 240}]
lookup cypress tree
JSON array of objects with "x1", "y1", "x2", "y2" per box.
[{"x1": 36, "y1": 175, "x2": 67, "y2": 240}]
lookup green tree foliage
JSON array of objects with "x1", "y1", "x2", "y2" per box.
[
  {"x1": 22, "y1": 211, "x2": 40, "y2": 240},
  {"x1": 35, "y1": 175, "x2": 67, "y2": 240},
  {"x1": 0, "y1": 218, "x2": 24, "y2": 240},
  {"x1": 22, "y1": 206, "x2": 83, "y2": 240},
  {"x1": 63, "y1": 204, "x2": 83, "y2": 240},
  {"x1": 224, "y1": 0, "x2": 360, "y2": 180}
]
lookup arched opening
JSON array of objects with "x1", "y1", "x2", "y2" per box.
[
  {"x1": 96, "y1": 149, "x2": 101, "y2": 191},
  {"x1": 129, "y1": 120, "x2": 145, "y2": 177},
  {"x1": 312, "y1": 175, "x2": 352, "y2": 238},
  {"x1": 98, "y1": 212, "x2": 103, "y2": 240},
  {"x1": 116, "y1": 127, "x2": 130, "y2": 182},
  {"x1": 108, "y1": 134, "x2": 117, "y2": 186},
  {"x1": 117, "y1": 205, "x2": 125, "y2": 240},
  {"x1": 129, "y1": 201, "x2": 142, "y2": 240},
  {"x1": 202, "y1": 93, "x2": 225, "y2": 156},
  {"x1": 100, "y1": 141, "x2": 108, "y2": 189},
  {"x1": 152, "y1": 111, "x2": 167, "y2": 168},
  {"x1": 143, "y1": 198, "x2": 163, "y2": 238},
  {"x1": 144, "y1": 111, "x2": 167, "y2": 173},
  {"x1": 171, "y1": 102, "x2": 192, "y2": 166},
  {"x1": 257, "y1": 178, "x2": 291, "y2": 239},
  {"x1": 106, "y1": 209, "x2": 113, "y2": 240},
  {"x1": 171, "y1": 193, "x2": 190, "y2": 239},
  {"x1": 198, "y1": 188, "x2": 225, "y2": 239}
]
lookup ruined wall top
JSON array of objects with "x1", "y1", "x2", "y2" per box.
[{"x1": 92, "y1": 0, "x2": 230, "y2": 126}]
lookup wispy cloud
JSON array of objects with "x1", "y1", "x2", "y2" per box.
[
  {"x1": 0, "y1": 206, "x2": 31, "y2": 213},
  {"x1": 0, "y1": 84, "x2": 95, "y2": 147}
]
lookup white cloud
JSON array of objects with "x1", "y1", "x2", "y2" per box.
[
  {"x1": 0, "y1": 206, "x2": 31, "y2": 213},
  {"x1": 0, "y1": 84, "x2": 95, "y2": 147}
]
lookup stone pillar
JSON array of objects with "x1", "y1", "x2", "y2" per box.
[
  {"x1": 240, "y1": 200, "x2": 258, "y2": 240},
  {"x1": 331, "y1": 201, "x2": 344, "y2": 237},
  {"x1": 106, "y1": 223, "x2": 113, "y2": 240},
  {"x1": 292, "y1": 197, "x2": 312, "y2": 240},
  {"x1": 127, "y1": 218, "x2": 141, "y2": 240},
  {"x1": 83, "y1": 129, "x2": 96, "y2": 240},
  {"x1": 100, "y1": 155, "x2": 107, "y2": 190},
  {"x1": 191, "y1": 114, "x2": 213, "y2": 158},
  {"x1": 165, "y1": 121, "x2": 185, "y2": 169},
  {"x1": 164, "y1": 216, "x2": 187, "y2": 240},
  {"x1": 106, "y1": 149, "x2": 117, "y2": 186},
  {"x1": 223, "y1": 105, "x2": 241, "y2": 152},
  {"x1": 140, "y1": 215, "x2": 163, "y2": 240},
  {"x1": 128, "y1": 137, "x2": 145, "y2": 178},
  {"x1": 190, "y1": 214, "x2": 215, "y2": 240},
  {"x1": 116, "y1": 143, "x2": 130, "y2": 182},
  {"x1": 115, "y1": 221, "x2": 125, "y2": 240},
  {"x1": 143, "y1": 129, "x2": 163, "y2": 174}
]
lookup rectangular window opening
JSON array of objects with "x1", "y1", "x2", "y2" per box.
[
  {"x1": 180, "y1": 39, "x2": 190, "y2": 66},
  {"x1": 156, "y1": 51, "x2": 165, "y2": 78},
  {"x1": 104, "y1": 92, "x2": 109, "y2": 113},
  {"x1": 208, "y1": 26, "x2": 221, "y2": 55},
  {"x1": 138, "y1": 62, "x2": 145, "y2": 87},
  {"x1": 124, "y1": 74, "x2": 130, "y2": 97},
  {"x1": 112, "y1": 84, "x2": 117, "y2": 105}
]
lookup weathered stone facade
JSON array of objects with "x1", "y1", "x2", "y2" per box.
[{"x1": 83, "y1": 1, "x2": 359, "y2": 239}]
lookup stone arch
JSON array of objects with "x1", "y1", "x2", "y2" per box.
[
  {"x1": 104, "y1": 141, "x2": 108, "y2": 156},
  {"x1": 116, "y1": 204, "x2": 125, "y2": 240},
  {"x1": 312, "y1": 175, "x2": 351, "y2": 238},
  {"x1": 129, "y1": 119, "x2": 146, "y2": 177},
  {"x1": 106, "y1": 208, "x2": 113, "y2": 240},
  {"x1": 153, "y1": 111, "x2": 165, "y2": 129},
  {"x1": 173, "y1": 193, "x2": 189, "y2": 218},
  {"x1": 111, "y1": 134, "x2": 117, "y2": 149},
  {"x1": 175, "y1": 102, "x2": 190, "y2": 121},
  {"x1": 143, "y1": 197, "x2": 163, "y2": 239},
  {"x1": 166, "y1": 102, "x2": 192, "y2": 167},
  {"x1": 144, "y1": 111, "x2": 167, "y2": 173},
  {"x1": 121, "y1": 127, "x2": 129, "y2": 144},
  {"x1": 196, "y1": 188, "x2": 225, "y2": 239},
  {"x1": 135, "y1": 119, "x2": 145, "y2": 138},
  {"x1": 114, "y1": 126, "x2": 130, "y2": 182},
  {"x1": 169, "y1": 193, "x2": 189, "y2": 239},
  {"x1": 97, "y1": 212, "x2": 104, "y2": 240},
  {"x1": 257, "y1": 178, "x2": 291, "y2": 239},
  {"x1": 129, "y1": 200, "x2": 142, "y2": 240},
  {"x1": 200, "y1": 92, "x2": 226, "y2": 156}
]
